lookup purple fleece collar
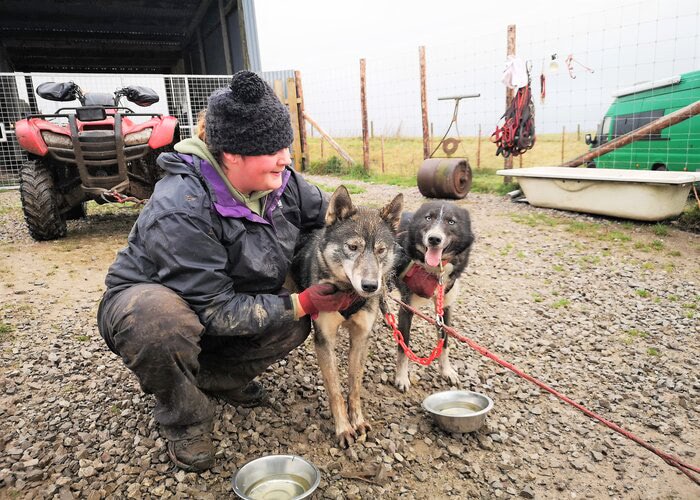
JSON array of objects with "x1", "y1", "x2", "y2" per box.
[{"x1": 179, "y1": 154, "x2": 290, "y2": 224}]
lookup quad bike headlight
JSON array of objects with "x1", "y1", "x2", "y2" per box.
[
  {"x1": 124, "y1": 128, "x2": 153, "y2": 146},
  {"x1": 41, "y1": 131, "x2": 72, "y2": 149}
]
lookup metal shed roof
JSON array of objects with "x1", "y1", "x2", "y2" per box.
[{"x1": 0, "y1": 0, "x2": 261, "y2": 74}]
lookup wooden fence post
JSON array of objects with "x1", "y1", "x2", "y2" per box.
[
  {"x1": 381, "y1": 136, "x2": 385, "y2": 174},
  {"x1": 561, "y1": 125, "x2": 566, "y2": 163},
  {"x1": 294, "y1": 71, "x2": 308, "y2": 171},
  {"x1": 360, "y1": 58, "x2": 370, "y2": 171},
  {"x1": 419, "y1": 46, "x2": 430, "y2": 160},
  {"x1": 477, "y1": 124, "x2": 482, "y2": 168},
  {"x1": 286, "y1": 77, "x2": 303, "y2": 171},
  {"x1": 503, "y1": 25, "x2": 516, "y2": 183}
]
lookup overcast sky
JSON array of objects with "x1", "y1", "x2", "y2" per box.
[{"x1": 254, "y1": 0, "x2": 642, "y2": 72}]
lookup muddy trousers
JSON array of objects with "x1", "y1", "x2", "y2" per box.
[{"x1": 97, "y1": 284, "x2": 310, "y2": 439}]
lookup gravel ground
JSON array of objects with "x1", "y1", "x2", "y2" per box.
[{"x1": 0, "y1": 178, "x2": 698, "y2": 499}]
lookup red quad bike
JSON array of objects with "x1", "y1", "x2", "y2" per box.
[{"x1": 15, "y1": 81, "x2": 179, "y2": 240}]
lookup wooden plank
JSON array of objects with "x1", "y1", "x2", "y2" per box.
[
  {"x1": 273, "y1": 79, "x2": 284, "y2": 102},
  {"x1": 287, "y1": 77, "x2": 303, "y2": 172},
  {"x1": 562, "y1": 99, "x2": 700, "y2": 167},
  {"x1": 304, "y1": 112, "x2": 355, "y2": 165}
]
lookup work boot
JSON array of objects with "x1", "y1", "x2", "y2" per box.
[
  {"x1": 206, "y1": 380, "x2": 267, "y2": 408},
  {"x1": 166, "y1": 433, "x2": 215, "y2": 472},
  {"x1": 161, "y1": 421, "x2": 215, "y2": 472}
]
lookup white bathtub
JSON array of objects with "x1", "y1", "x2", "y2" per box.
[{"x1": 496, "y1": 167, "x2": 700, "y2": 221}]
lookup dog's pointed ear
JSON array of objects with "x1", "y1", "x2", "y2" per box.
[
  {"x1": 379, "y1": 193, "x2": 403, "y2": 234},
  {"x1": 325, "y1": 185, "x2": 356, "y2": 225}
]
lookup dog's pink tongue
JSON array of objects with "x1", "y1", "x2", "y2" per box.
[{"x1": 425, "y1": 247, "x2": 443, "y2": 267}]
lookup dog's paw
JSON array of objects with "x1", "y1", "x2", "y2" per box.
[
  {"x1": 353, "y1": 419, "x2": 372, "y2": 437},
  {"x1": 337, "y1": 428, "x2": 358, "y2": 449},
  {"x1": 394, "y1": 373, "x2": 411, "y2": 392},
  {"x1": 440, "y1": 365, "x2": 460, "y2": 385}
]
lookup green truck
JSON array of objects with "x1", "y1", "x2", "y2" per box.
[{"x1": 585, "y1": 70, "x2": 700, "y2": 172}]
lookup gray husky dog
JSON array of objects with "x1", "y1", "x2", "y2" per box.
[
  {"x1": 291, "y1": 185, "x2": 403, "y2": 447},
  {"x1": 393, "y1": 201, "x2": 474, "y2": 392}
]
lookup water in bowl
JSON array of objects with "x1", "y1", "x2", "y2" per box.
[
  {"x1": 436, "y1": 401, "x2": 482, "y2": 416},
  {"x1": 244, "y1": 473, "x2": 311, "y2": 500}
]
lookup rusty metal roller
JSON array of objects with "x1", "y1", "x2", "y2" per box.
[{"x1": 417, "y1": 158, "x2": 472, "y2": 199}]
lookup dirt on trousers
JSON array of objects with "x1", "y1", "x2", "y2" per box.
[{"x1": 0, "y1": 177, "x2": 698, "y2": 499}]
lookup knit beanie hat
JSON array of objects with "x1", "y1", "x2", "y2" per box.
[{"x1": 205, "y1": 71, "x2": 293, "y2": 156}]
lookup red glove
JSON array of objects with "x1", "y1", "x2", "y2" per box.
[
  {"x1": 402, "y1": 263, "x2": 439, "y2": 298},
  {"x1": 297, "y1": 283, "x2": 359, "y2": 319}
]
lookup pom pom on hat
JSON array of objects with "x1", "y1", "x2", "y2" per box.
[
  {"x1": 206, "y1": 70, "x2": 293, "y2": 156},
  {"x1": 229, "y1": 71, "x2": 266, "y2": 103}
]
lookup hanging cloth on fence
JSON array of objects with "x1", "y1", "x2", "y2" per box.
[
  {"x1": 491, "y1": 67, "x2": 536, "y2": 158},
  {"x1": 501, "y1": 56, "x2": 528, "y2": 89}
]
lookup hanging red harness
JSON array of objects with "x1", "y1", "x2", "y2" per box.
[{"x1": 491, "y1": 80, "x2": 536, "y2": 158}]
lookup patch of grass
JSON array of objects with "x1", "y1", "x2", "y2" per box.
[
  {"x1": 667, "y1": 294, "x2": 678, "y2": 302},
  {"x1": 646, "y1": 347, "x2": 660, "y2": 356},
  {"x1": 516, "y1": 251, "x2": 526, "y2": 259},
  {"x1": 650, "y1": 239, "x2": 665, "y2": 251},
  {"x1": 641, "y1": 262, "x2": 654, "y2": 270},
  {"x1": 532, "y1": 292, "x2": 544, "y2": 303},
  {"x1": 309, "y1": 181, "x2": 366, "y2": 194},
  {"x1": 552, "y1": 264, "x2": 564, "y2": 272},
  {"x1": 667, "y1": 250, "x2": 681, "y2": 257},
  {"x1": 682, "y1": 302, "x2": 697, "y2": 310},
  {"x1": 500, "y1": 243, "x2": 513, "y2": 256},
  {"x1": 0, "y1": 322, "x2": 15, "y2": 341},
  {"x1": 510, "y1": 213, "x2": 559, "y2": 227},
  {"x1": 652, "y1": 224, "x2": 669, "y2": 237},
  {"x1": 634, "y1": 241, "x2": 649, "y2": 252},
  {"x1": 75, "y1": 335, "x2": 90, "y2": 342},
  {"x1": 635, "y1": 289, "x2": 651, "y2": 298},
  {"x1": 686, "y1": 311, "x2": 695, "y2": 319},
  {"x1": 564, "y1": 220, "x2": 632, "y2": 243},
  {"x1": 579, "y1": 255, "x2": 601, "y2": 266},
  {"x1": 110, "y1": 404, "x2": 120, "y2": 415},
  {"x1": 605, "y1": 230, "x2": 632, "y2": 242},
  {"x1": 626, "y1": 328, "x2": 649, "y2": 339},
  {"x1": 306, "y1": 134, "x2": 589, "y2": 179},
  {"x1": 471, "y1": 169, "x2": 519, "y2": 195},
  {"x1": 552, "y1": 298, "x2": 570, "y2": 309}
]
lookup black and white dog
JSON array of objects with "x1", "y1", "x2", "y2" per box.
[{"x1": 393, "y1": 201, "x2": 474, "y2": 392}]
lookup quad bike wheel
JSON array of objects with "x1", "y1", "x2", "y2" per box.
[{"x1": 19, "y1": 159, "x2": 67, "y2": 241}]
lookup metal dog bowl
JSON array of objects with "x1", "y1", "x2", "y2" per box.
[
  {"x1": 422, "y1": 390, "x2": 494, "y2": 433},
  {"x1": 232, "y1": 454, "x2": 321, "y2": 500}
]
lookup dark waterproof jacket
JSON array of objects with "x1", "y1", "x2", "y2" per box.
[{"x1": 103, "y1": 152, "x2": 327, "y2": 336}]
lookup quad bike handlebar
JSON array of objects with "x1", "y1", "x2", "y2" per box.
[{"x1": 36, "y1": 81, "x2": 159, "y2": 108}]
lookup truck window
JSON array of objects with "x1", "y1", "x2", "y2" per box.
[
  {"x1": 599, "y1": 116, "x2": 613, "y2": 145},
  {"x1": 613, "y1": 109, "x2": 665, "y2": 140}
]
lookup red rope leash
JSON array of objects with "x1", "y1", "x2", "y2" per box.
[
  {"x1": 387, "y1": 294, "x2": 700, "y2": 485},
  {"x1": 385, "y1": 283, "x2": 447, "y2": 366}
]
